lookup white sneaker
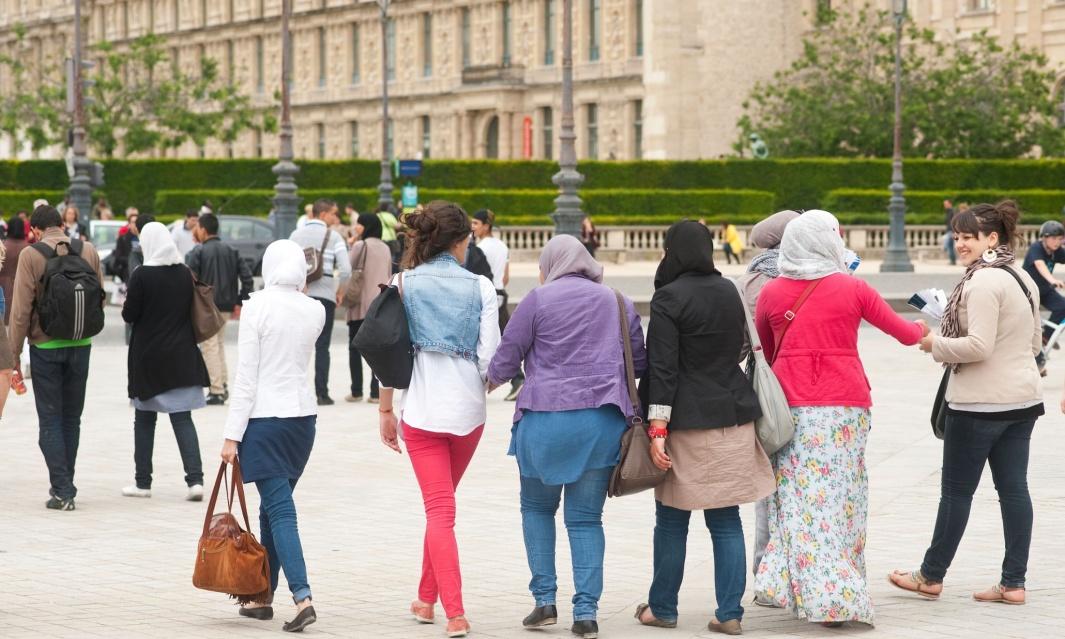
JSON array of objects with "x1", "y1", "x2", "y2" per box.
[
  {"x1": 187, "y1": 484, "x2": 204, "y2": 502},
  {"x1": 121, "y1": 485, "x2": 151, "y2": 498}
]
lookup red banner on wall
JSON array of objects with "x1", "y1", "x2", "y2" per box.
[{"x1": 522, "y1": 117, "x2": 533, "y2": 159}]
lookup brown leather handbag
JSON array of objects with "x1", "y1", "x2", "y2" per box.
[
  {"x1": 189, "y1": 269, "x2": 226, "y2": 343},
  {"x1": 192, "y1": 461, "x2": 271, "y2": 604},
  {"x1": 608, "y1": 290, "x2": 666, "y2": 498}
]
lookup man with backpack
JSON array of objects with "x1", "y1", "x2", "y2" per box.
[
  {"x1": 290, "y1": 198, "x2": 350, "y2": 405},
  {"x1": 185, "y1": 213, "x2": 253, "y2": 406},
  {"x1": 9, "y1": 205, "x2": 106, "y2": 512}
]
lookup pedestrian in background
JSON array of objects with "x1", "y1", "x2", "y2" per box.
[
  {"x1": 733, "y1": 209, "x2": 800, "y2": 585},
  {"x1": 62, "y1": 206, "x2": 87, "y2": 242},
  {"x1": 171, "y1": 209, "x2": 200, "y2": 257},
  {"x1": 377, "y1": 201, "x2": 500, "y2": 639},
  {"x1": 289, "y1": 198, "x2": 351, "y2": 406},
  {"x1": 752, "y1": 210, "x2": 927, "y2": 626},
  {"x1": 471, "y1": 209, "x2": 523, "y2": 400},
  {"x1": 0, "y1": 216, "x2": 29, "y2": 324},
  {"x1": 635, "y1": 220, "x2": 774, "y2": 636},
  {"x1": 943, "y1": 199, "x2": 956, "y2": 265},
  {"x1": 186, "y1": 212, "x2": 253, "y2": 406},
  {"x1": 344, "y1": 213, "x2": 391, "y2": 403},
  {"x1": 9, "y1": 205, "x2": 105, "y2": 512},
  {"x1": 890, "y1": 201, "x2": 1043, "y2": 606},
  {"x1": 580, "y1": 217, "x2": 599, "y2": 257},
  {"x1": 377, "y1": 202, "x2": 403, "y2": 270},
  {"x1": 120, "y1": 222, "x2": 207, "y2": 501},
  {"x1": 1022, "y1": 221, "x2": 1065, "y2": 350},
  {"x1": 489, "y1": 234, "x2": 646, "y2": 639},
  {"x1": 92, "y1": 197, "x2": 113, "y2": 220},
  {"x1": 720, "y1": 222, "x2": 744, "y2": 265},
  {"x1": 113, "y1": 209, "x2": 141, "y2": 283},
  {"x1": 220, "y1": 239, "x2": 323, "y2": 633}
]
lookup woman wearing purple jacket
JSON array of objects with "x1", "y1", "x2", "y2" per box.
[{"x1": 489, "y1": 235, "x2": 647, "y2": 639}]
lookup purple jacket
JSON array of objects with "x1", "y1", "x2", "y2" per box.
[{"x1": 488, "y1": 274, "x2": 648, "y2": 424}]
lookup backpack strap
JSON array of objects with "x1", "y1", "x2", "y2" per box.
[
  {"x1": 31, "y1": 242, "x2": 56, "y2": 260},
  {"x1": 31, "y1": 239, "x2": 82, "y2": 260}
]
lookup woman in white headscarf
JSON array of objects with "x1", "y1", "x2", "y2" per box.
[
  {"x1": 121, "y1": 222, "x2": 209, "y2": 501},
  {"x1": 220, "y1": 240, "x2": 325, "y2": 632},
  {"x1": 751, "y1": 211, "x2": 928, "y2": 628}
]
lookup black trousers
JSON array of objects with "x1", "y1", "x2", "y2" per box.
[
  {"x1": 348, "y1": 320, "x2": 380, "y2": 399},
  {"x1": 312, "y1": 297, "x2": 337, "y2": 398},
  {"x1": 133, "y1": 409, "x2": 204, "y2": 489}
]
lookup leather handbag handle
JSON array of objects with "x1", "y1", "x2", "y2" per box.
[
  {"x1": 201, "y1": 460, "x2": 254, "y2": 536},
  {"x1": 614, "y1": 289, "x2": 642, "y2": 425},
  {"x1": 202, "y1": 461, "x2": 228, "y2": 537}
]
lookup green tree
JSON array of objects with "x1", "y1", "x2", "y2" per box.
[
  {"x1": 84, "y1": 34, "x2": 276, "y2": 158},
  {"x1": 0, "y1": 24, "x2": 65, "y2": 153},
  {"x1": 736, "y1": 5, "x2": 1065, "y2": 158}
]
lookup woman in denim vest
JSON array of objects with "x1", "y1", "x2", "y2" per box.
[
  {"x1": 378, "y1": 201, "x2": 500, "y2": 639},
  {"x1": 488, "y1": 235, "x2": 646, "y2": 639}
]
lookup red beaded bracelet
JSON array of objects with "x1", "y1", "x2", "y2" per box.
[{"x1": 647, "y1": 426, "x2": 669, "y2": 439}]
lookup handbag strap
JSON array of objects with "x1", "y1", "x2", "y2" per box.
[
  {"x1": 731, "y1": 278, "x2": 764, "y2": 359},
  {"x1": 771, "y1": 279, "x2": 822, "y2": 366},
  {"x1": 614, "y1": 289, "x2": 642, "y2": 425},
  {"x1": 997, "y1": 265, "x2": 1036, "y2": 313},
  {"x1": 353, "y1": 241, "x2": 369, "y2": 270},
  {"x1": 202, "y1": 461, "x2": 228, "y2": 537},
  {"x1": 201, "y1": 460, "x2": 253, "y2": 536}
]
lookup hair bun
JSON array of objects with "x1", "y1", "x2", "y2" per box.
[{"x1": 404, "y1": 210, "x2": 438, "y2": 235}]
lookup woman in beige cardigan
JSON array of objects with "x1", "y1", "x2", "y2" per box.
[
  {"x1": 343, "y1": 213, "x2": 393, "y2": 403},
  {"x1": 890, "y1": 201, "x2": 1043, "y2": 606}
]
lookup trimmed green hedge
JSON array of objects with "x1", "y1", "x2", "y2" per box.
[
  {"x1": 10, "y1": 158, "x2": 1065, "y2": 215},
  {"x1": 0, "y1": 190, "x2": 67, "y2": 215},
  {"x1": 155, "y1": 188, "x2": 777, "y2": 224},
  {"x1": 825, "y1": 189, "x2": 1065, "y2": 222}
]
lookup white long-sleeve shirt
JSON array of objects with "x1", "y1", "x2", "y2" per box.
[
  {"x1": 396, "y1": 274, "x2": 501, "y2": 436},
  {"x1": 223, "y1": 287, "x2": 326, "y2": 441}
]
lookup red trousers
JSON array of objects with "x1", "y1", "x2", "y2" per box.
[{"x1": 402, "y1": 422, "x2": 484, "y2": 619}]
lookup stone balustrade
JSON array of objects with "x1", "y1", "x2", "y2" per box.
[{"x1": 498, "y1": 225, "x2": 1044, "y2": 262}]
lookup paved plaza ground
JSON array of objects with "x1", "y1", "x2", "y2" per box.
[{"x1": 2, "y1": 278, "x2": 1065, "y2": 638}]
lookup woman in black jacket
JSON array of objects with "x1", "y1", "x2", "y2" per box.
[
  {"x1": 121, "y1": 222, "x2": 209, "y2": 501},
  {"x1": 635, "y1": 220, "x2": 775, "y2": 635}
]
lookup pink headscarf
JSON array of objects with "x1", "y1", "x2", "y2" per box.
[{"x1": 539, "y1": 234, "x2": 604, "y2": 284}]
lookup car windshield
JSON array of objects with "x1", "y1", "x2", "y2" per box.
[{"x1": 90, "y1": 223, "x2": 122, "y2": 250}]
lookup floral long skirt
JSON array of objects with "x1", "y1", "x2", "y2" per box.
[{"x1": 753, "y1": 406, "x2": 875, "y2": 625}]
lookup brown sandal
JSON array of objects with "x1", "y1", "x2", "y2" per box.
[
  {"x1": 973, "y1": 584, "x2": 1025, "y2": 605},
  {"x1": 634, "y1": 603, "x2": 677, "y2": 628},
  {"x1": 888, "y1": 570, "x2": 943, "y2": 600}
]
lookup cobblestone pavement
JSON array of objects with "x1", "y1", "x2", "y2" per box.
[{"x1": 2, "y1": 319, "x2": 1064, "y2": 638}]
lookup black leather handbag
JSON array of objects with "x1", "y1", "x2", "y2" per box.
[{"x1": 351, "y1": 273, "x2": 414, "y2": 389}]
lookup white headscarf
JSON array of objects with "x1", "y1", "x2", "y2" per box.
[
  {"x1": 139, "y1": 222, "x2": 184, "y2": 267},
  {"x1": 777, "y1": 210, "x2": 847, "y2": 280},
  {"x1": 262, "y1": 239, "x2": 307, "y2": 290}
]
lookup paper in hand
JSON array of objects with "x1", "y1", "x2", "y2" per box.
[{"x1": 907, "y1": 288, "x2": 947, "y2": 320}]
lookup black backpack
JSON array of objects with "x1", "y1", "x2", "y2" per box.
[
  {"x1": 351, "y1": 274, "x2": 413, "y2": 389},
  {"x1": 32, "y1": 239, "x2": 106, "y2": 341}
]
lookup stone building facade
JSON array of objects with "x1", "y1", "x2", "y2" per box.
[{"x1": 24, "y1": 2, "x2": 1053, "y2": 162}]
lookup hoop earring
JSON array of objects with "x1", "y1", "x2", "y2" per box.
[{"x1": 982, "y1": 249, "x2": 997, "y2": 264}]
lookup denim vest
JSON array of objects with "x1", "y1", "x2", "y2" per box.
[{"x1": 403, "y1": 253, "x2": 482, "y2": 362}]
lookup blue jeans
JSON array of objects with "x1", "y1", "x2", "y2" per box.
[
  {"x1": 31, "y1": 345, "x2": 91, "y2": 500},
  {"x1": 312, "y1": 298, "x2": 335, "y2": 398},
  {"x1": 921, "y1": 414, "x2": 1035, "y2": 588},
  {"x1": 649, "y1": 502, "x2": 745, "y2": 623},
  {"x1": 519, "y1": 466, "x2": 612, "y2": 622},
  {"x1": 256, "y1": 477, "x2": 312, "y2": 603}
]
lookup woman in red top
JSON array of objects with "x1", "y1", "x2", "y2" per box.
[{"x1": 751, "y1": 210, "x2": 928, "y2": 627}]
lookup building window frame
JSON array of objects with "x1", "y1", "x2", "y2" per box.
[
  {"x1": 461, "y1": 7, "x2": 472, "y2": 69},
  {"x1": 502, "y1": 1, "x2": 512, "y2": 66},
  {"x1": 633, "y1": 99, "x2": 643, "y2": 159},
  {"x1": 350, "y1": 121, "x2": 360, "y2": 157},
  {"x1": 588, "y1": 0, "x2": 601, "y2": 62},
  {"x1": 255, "y1": 36, "x2": 264, "y2": 94},
  {"x1": 317, "y1": 123, "x2": 326, "y2": 159},
  {"x1": 586, "y1": 103, "x2": 598, "y2": 159},
  {"x1": 421, "y1": 115, "x2": 431, "y2": 159},
  {"x1": 544, "y1": 0, "x2": 556, "y2": 65},
  {"x1": 634, "y1": 0, "x2": 643, "y2": 57},
  {"x1": 422, "y1": 13, "x2": 433, "y2": 77},
  {"x1": 318, "y1": 27, "x2": 327, "y2": 88},
  {"x1": 351, "y1": 23, "x2": 361, "y2": 85},
  {"x1": 542, "y1": 106, "x2": 554, "y2": 159}
]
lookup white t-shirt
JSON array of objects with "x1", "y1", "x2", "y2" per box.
[
  {"x1": 393, "y1": 274, "x2": 501, "y2": 436},
  {"x1": 477, "y1": 236, "x2": 509, "y2": 291}
]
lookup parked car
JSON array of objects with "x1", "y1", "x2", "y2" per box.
[
  {"x1": 168, "y1": 215, "x2": 274, "y2": 275},
  {"x1": 90, "y1": 220, "x2": 126, "y2": 276}
]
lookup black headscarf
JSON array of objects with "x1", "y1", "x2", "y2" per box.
[
  {"x1": 357, "y1": 213, "x2": 383, "y2": 240},
  {"x1": 653, "y1": 220, "x2": 719, "y2": 289}
]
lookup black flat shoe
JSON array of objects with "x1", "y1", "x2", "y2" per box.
[
  {"x1": 571, "y1": 620, "x2": 598, "y2": 639},
  {"x1": 282, "y1": 606, "x2": 316, "y2": 633},
  {"x1": 523, "y1": 604, "x2": 558, "y2": 628},
  {"x1": 239, "y1": 606, "x2": 274, "y2": 621}
]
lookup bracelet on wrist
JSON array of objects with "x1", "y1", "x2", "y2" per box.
[
  {"x1": 379, "y1": 408, "x2": 394, "y2": 414},
  {"x1": 647, "y1": 426, "x2": 669, "y2": 439}
]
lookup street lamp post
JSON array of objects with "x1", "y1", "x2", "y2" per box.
[
  {"x1": 272, "y1": 0, "x2": 300, "y2": 240},
  {"x1": 67, "y1": 0, "x2": 93, "y2": 230},
  {"x1": 880, "y1": 0, "x2": 914, "y2": 272},
  {"x1": 550, "y1": 0, "x2": 585, "y2": 237},
  {"x1": 377, "y1": 0, "x2": 394, "y2": 211}
]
